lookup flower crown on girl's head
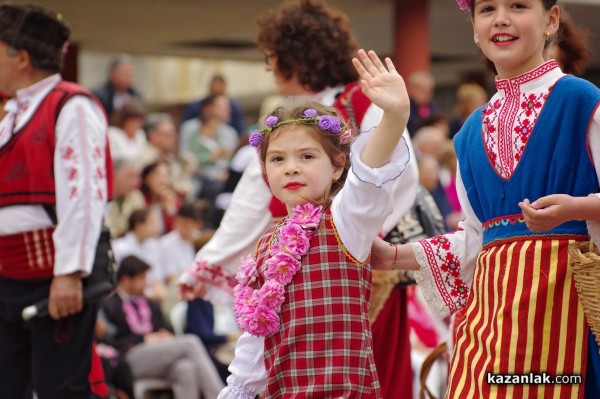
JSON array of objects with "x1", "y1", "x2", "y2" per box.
[
  {"x1": 248, "y1": 108, "x2": 353, "y2": 148},
  {"x1": 456, "y1": 0, "x2": 471, "y2": 12}
]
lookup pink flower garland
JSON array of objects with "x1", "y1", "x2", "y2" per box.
[
  {"x1": 122, "y1": 297, "x2": 153, "y2": 335},
  {"x1": 233, "y1": 203, "x2": 323, "y2": 337},
  {"x1": 456, "y1": 0, "x2": 471, "y2": 12}
]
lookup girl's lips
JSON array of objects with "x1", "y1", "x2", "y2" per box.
[
  {"x1": 492, "y1": 34, "x2": 517, "y2": 47},
  {"x1": 284, "y1": 182, "x2": 304, "y2": 190}
]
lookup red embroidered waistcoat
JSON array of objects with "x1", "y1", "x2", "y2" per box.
[
  {"x1": 257, "y1": 208, "x2": 382, "y2": 399},
  {"x1": 0, "y1": 81, "x2": 112, "y2": 207}
]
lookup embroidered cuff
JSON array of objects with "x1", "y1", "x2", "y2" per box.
[
  {"x1": 222, "y1": 383, "x2": 257, "y2": 399},
  {"x1": 349, "y1": 129, "x2": 410, "y2": 188},
  {"x1": 412, "y1": 243, "x2": 451, "y2": 319},
  {"x1": 184, "y1": 258, "x2": 237, "y2": 293}
]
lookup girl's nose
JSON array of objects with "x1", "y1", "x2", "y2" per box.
[
  {"x1": 494, "y1": 8, "x2": 510, "y2": 27},
  {"x1": 284, "y1": 160, "x2": 300, "y2": 175}
]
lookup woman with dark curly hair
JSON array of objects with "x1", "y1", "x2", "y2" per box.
[{"x1": 255, "y1": 0, "x2": 359, "y2": 97}]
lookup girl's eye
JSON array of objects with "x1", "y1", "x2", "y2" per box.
[
  {"x1": 512, "y1": 3, "x2": 526, "y2": 9},
  {"x1": 301, "y1": 154, "x2": 315, "y2": 160},
  {"x1": 479, "y1": 6, "x2": 494, "y2": 13},
  {"x1": 270, "y1": 156, "x2": 284, "y2": 162}
]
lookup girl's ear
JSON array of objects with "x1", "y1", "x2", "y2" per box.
[
  {"x1": 333, "y1": 152, "x2": 346, "y2": 178},
  {"x1": 471, "y1": 17, "x2": 480, "y2": 47},
  {"x1": 546, "y1": 5, "x2": 560, "y2": 36},
  {"x1": 260, "y1": 161, "x2": 270, "y2": 187}
]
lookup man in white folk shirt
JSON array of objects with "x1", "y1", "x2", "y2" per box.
[{"x1": 0, "y1": 3, "x2": 112, "y2": 398}]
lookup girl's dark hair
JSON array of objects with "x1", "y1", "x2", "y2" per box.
[
  {"x1": 550, "y1": 14, "x2": 592, "y2": 76},
  {"x1": 258, "y1": 97, "x2": 352, "y2": 206},
  {"x1": 256, "y1": 0, "x2": 359, "y2": 92}
]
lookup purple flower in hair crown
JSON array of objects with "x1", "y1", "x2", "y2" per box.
[
  {"x1": 249, "y1": 131, "x2": 263, "y2": 148},
  {"x1": 265, "y1": 115, "x2": 279, "y2": 127},
  {"x1": 255, "y1": 107, "x2": 349, "y2": 144},
  {"x1": 303, "y1": 109, "x2": 317, "y2": 117},
  {"x1": 456, "y1": 0, "x2": 471, "y2": 11}
]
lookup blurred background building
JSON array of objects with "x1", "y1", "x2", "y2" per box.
[{"x1": 21, "y1": 0, "x2": 600, "y2": 125}]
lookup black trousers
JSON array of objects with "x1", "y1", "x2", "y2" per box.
[{"x1": 0, "y1": 276, "x2": 97, "y2": 399}]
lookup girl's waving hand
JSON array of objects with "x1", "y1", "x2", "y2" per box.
[
  {"x1": 352, "y1": 49, "x2": 410, "y2": 168},
  {"x1": 352, "y1": 49, "x2": 409, "y2": 121}
]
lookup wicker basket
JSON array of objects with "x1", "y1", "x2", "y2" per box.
[
  {"x1": 569, "y1": 240, "x2": 600, "y2": 349},
  {"x1": 370, "y1": 270, "x2": 402, "y2": 323}
]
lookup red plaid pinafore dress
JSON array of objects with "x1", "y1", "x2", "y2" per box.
[{"x1": 256, "y1": 208, "x2": 382, "y2": 398}]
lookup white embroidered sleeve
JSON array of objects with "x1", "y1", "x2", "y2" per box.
[
  {"x1": 358, "y1": 104, "x2": 419, "y2": 236},
  {"x1": 180, "y1": 154, "x2": 275, "y2": 294},
  {"x1": 413, "y1": 165, "x2": 482, "y2": 319},
  {"x1": 217, "y1": 332, "x2": 267, "y2": 399},
  {"x1": 53, "y1": 95, "x2": 108, "y2": 276},
  {"x1": 332, "y1": 130, "x2": 411, "y2": 262}
]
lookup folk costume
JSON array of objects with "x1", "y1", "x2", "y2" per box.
[
  {"x1": 0, "y1": 73, "x2": 111, "y2": 397},
  {"x1": 414, "y1": 61, "x2": 600, "y2": 399},
  {"x1": 218, "y1": 128, "x2": 410, "y2": 398},
  {"x1": 180, "y1": 83, "x2": 418, "y2": 399}
]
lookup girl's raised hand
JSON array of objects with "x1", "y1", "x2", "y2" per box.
[{"x1": 352, "y1": 49, "x2": 409, "y2": 121}]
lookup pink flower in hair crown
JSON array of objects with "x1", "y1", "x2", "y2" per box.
[{"x1": 456, "y1": 0, "x2": 471, "y2": 11}]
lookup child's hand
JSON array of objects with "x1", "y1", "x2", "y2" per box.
[
  {"x1": 370, "y1": 236, "x2": 395, "y2": 270},
  {"x1": 352, "y1": 49, "x2": 409, "y2": 121},
  {"x1": 518, "y1": 194, "x2": 576, "y2": 232}
]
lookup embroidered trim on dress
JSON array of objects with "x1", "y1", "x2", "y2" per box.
[
  {"x1": 330, "y1": 212, "x2": 367, "y2": 267},
  {"x1": 482, "y1": 214, "x2": 525, "y2": 231}
]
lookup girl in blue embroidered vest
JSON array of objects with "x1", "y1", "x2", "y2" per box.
[
  {"x1": 371, "y1": 1, "x2": 600, "y2": 398},
  {"x1": 217, "y1": 50, "x2": 410, "y2": 399}
]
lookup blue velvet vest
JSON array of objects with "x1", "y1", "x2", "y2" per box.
[{"x1": 454, "y1": 75, "x2": 600, "y2": 247}]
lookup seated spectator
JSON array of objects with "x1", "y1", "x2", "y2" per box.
[
  {"x1": 92, "y1": 54, "x2": 142, "y2": 121},
  {"x1": 159, "y1": 203, "x2": 206, "y2": 283},
  {"x1": 140, "y1": 161, "x2": 183, "y2": 235},
  {"x1": 107, "y1": 99, "x2": 147, "y2": 163},
  {"x1": 413, "y1": 125, "x2": 448, "y2": 161},
  {"x1": 112, "y1": 209, "x2": 166, "y2": 302},
  {"x1": 138, "y1": 113, "x2": 197, "y2": 202},
  {"x1": 180, "y1": 74, "x2": 245, "y2": 136},
  {"x1": 179, "y1": 94, "x2": 239, "y2": 201},
  {"x1": 100, "y1": 256, "x2": 224, "y2": 399},
  {"x1": 185, "y1": 284, "x2": 241, "y2": 384},
  {"x1": 418, "y1": 155, "x2": 454, "y2": 232},
  {"x1": 449, "y1": 83, "x2": 488, "y2": 138},
  {"x1": 407, "y1": 70, "x2": 442, "y2": 136},
  {"x1": 439, "y1": 142, "x2": 463, "y2": 231},
  {"x1": 106, "y1": 159, "x2": 145, "y2": 238}
]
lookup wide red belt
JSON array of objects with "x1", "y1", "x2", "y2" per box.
[{"x1": 0, "y1": 227, "x2": 55, "y2": 279}]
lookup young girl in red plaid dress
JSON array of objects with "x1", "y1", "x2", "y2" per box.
[{"x1": 216, "y1": 50, "x2": 411, "y2": 399}]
